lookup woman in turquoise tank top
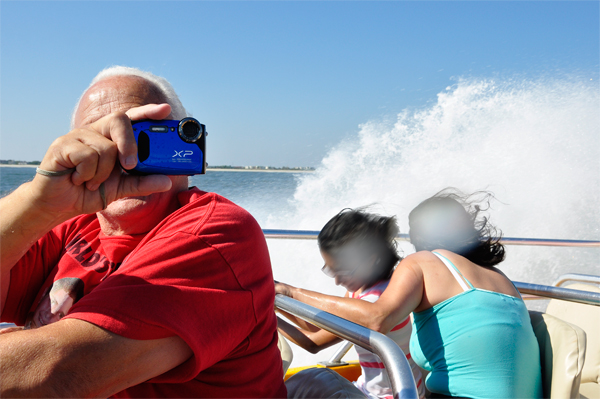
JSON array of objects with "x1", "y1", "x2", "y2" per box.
[{"x1": 276, "y1": 189, "x2": 542, "y2": 399}]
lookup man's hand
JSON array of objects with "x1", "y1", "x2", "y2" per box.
[
  {"x1": 0, "y1": 326, "x2": 24, "y2": 334},
  {"x1": 32, "y1": 103, "x2": 173, "y2": 218},
  {"x1": 0, "y1": 104, "x2": 174, "y2": 312}
]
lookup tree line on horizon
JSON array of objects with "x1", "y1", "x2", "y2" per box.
[{"x1": 0, "y1": 160, "x2": 314, "y2": 171}]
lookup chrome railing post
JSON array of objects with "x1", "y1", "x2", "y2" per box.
[
  {"x1": 320, "y1": 341, "x2": 354, "y2": 367},
  {"x1": 275, "y1": 295, "x2": 418, "y2": 399}
]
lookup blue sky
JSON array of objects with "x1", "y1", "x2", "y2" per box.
[{"x1": 1, "y1": 1, "x2": 598, "y2": 167}]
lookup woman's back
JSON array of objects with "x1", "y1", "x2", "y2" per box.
[
  {"x1": 415, "y1": 250, "x2": 520, "y2": 312},
  {"x1": 410, "y1": 251, "x2": 542, "y2": 399}
]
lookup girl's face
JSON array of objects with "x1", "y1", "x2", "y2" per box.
[{"x1": 320, "y1": 248, "x2": 376, "y2": 293}]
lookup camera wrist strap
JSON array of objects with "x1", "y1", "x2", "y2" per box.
[{"x1": 35, "y1": 167, "x2": 107, "y2": 210}]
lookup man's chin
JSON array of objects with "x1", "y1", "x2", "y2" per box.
[{"x1": 101, "y1": 196, "x2": 151, "y2": 215}]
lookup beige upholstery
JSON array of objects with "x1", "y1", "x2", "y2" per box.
[
  {"x1": 529, "y1": 311, "x2": 587, "y2": 398},
  {"x1": 579, "y1": 383, "x2": 600, "y2": 399},
  {"x1": 546, "y1": 283, "x2": 600, "y2": 398},
  {"x1": 278, "y1": 332, "x2": 294, "y2": 376}
]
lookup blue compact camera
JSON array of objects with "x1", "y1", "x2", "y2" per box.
[{"x1": 131, "y1": 118, "x2": 206, "y2": 175}]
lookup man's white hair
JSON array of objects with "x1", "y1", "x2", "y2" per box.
[{"x1": 70, "y1": 66, "x2": 188, "y2": 128}]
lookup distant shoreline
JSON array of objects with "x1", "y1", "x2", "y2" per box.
[
  {"x1": 0, "y1": 165, "x2": 314, "y2": 174},
  {"x1": 207, "y1": 168, "x2": 313, "y2": 173}
]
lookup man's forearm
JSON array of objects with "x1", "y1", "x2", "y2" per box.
[
  {"x1": 0, "y1": 319, "x2": 193, "y2": 398},
  {"x1": 0, "y1": 326, "x2": 63, "y2": 397},
  {"x1": 0, "y1": 182, "x2": 68, "y2": 312}
]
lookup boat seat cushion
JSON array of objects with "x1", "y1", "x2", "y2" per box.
[
  {"x1": 546, "y1": 283, "x2": 600, "y2": 386},
  {"x1": 278, "y1": 332, "x2": 294, "y2": 376},
  {"x1": 285, "y1": 367, "x2": 367, "y2": 398},
  {"x1": 579, "y1": 382, "x2": 600, "y2": 399},
  {"x1": 529, "y1": 311, "x2": 586, "y2": 399}
]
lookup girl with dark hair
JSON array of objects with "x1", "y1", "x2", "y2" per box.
[
  {"x1": 277, "y1": 209, "x2": 425, "y2": 399},
  {"x1": 276, "y1": 190, "x2": 542, "y2": 399}
]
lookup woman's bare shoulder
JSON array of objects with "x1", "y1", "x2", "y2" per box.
[
  {"x1": 394, "y1": 251, "x2": 440, "y2": 279},
  {"x1": 401, "y1": 251, "x2": 440, "y2": 266}
]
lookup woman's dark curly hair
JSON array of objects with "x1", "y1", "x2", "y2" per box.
[
  {"x1": 408, "y1": 188, "x2": 505, "y2": 267},
  {"x1": 318, "y1": 208, "x2": 401, "y2": 282}
]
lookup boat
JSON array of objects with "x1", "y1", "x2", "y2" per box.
[
  {"x1": 1, "y1": 229, "x2": 597, "y2": 398},
  {"x1": 265, "y1": 229, "x2": 600, "y2": 399}
]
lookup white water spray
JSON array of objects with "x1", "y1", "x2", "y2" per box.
[{"x1": 268, "y1": 75, "x2": 599, "y2": 366}]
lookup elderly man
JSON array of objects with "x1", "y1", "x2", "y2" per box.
[{"x1": 0, "y1": 66, "x2": 287, "y2": 398}]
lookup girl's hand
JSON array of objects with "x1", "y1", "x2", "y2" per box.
[{"x1": 275, "y1": 281, "x2": 295, "y2": 298}]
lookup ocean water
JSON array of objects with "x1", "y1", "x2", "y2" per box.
[{"x1": 2, "y1": 75, "x2": 598, "y2": 367}]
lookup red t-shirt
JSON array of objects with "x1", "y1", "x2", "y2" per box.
[{"x1": 2, "y1": 187, "x2": 287, "y2": 398}]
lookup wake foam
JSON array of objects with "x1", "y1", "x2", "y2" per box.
[{"x1": 269, "y1": 76, "x2": 599, "y2": 365}]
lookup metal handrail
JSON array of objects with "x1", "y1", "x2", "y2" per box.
[
  {"x1": 275, "y1": 295, "x2": 418, "y2": 399},
  {"x1": 262, "y1": 229, "x2": 600, "y2": 247},
  {"x1": 552, "y1": 273, "x2": 600, "y2": 287},
  {"x1": 514, "y1": 281, "x2": 600, "y2": 306},
  {"x1": 323, "y1": 281, "x2": 600, "y2": 368},
  {"x1": 270, "y1": 229, "x2": 599, "y2": 388}
]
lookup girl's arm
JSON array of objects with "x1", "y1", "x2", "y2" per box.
[
  {"x1": 275, "y1": 254, "x2": 426, "y2": 334},
  {"x1": 277, "y1": 316, "x2": 342, "y2": 354},
  {"x1": 275, "y1": 291, "x2": 351, "y2": 333}
]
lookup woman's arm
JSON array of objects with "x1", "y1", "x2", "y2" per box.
[
  {"x1": 275, "y1": 254, "x2": 426, "y2": 334},
  {"x1": 277, "y1": 316, "x2": 342, "y2": 354}
]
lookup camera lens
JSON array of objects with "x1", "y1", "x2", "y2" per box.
[
  {"x1": 178, "y1": 118, "x2": 202, "y2": 143},
  {"x1": 182, "y1": 121, "x2": 199, "y2": 139}
]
